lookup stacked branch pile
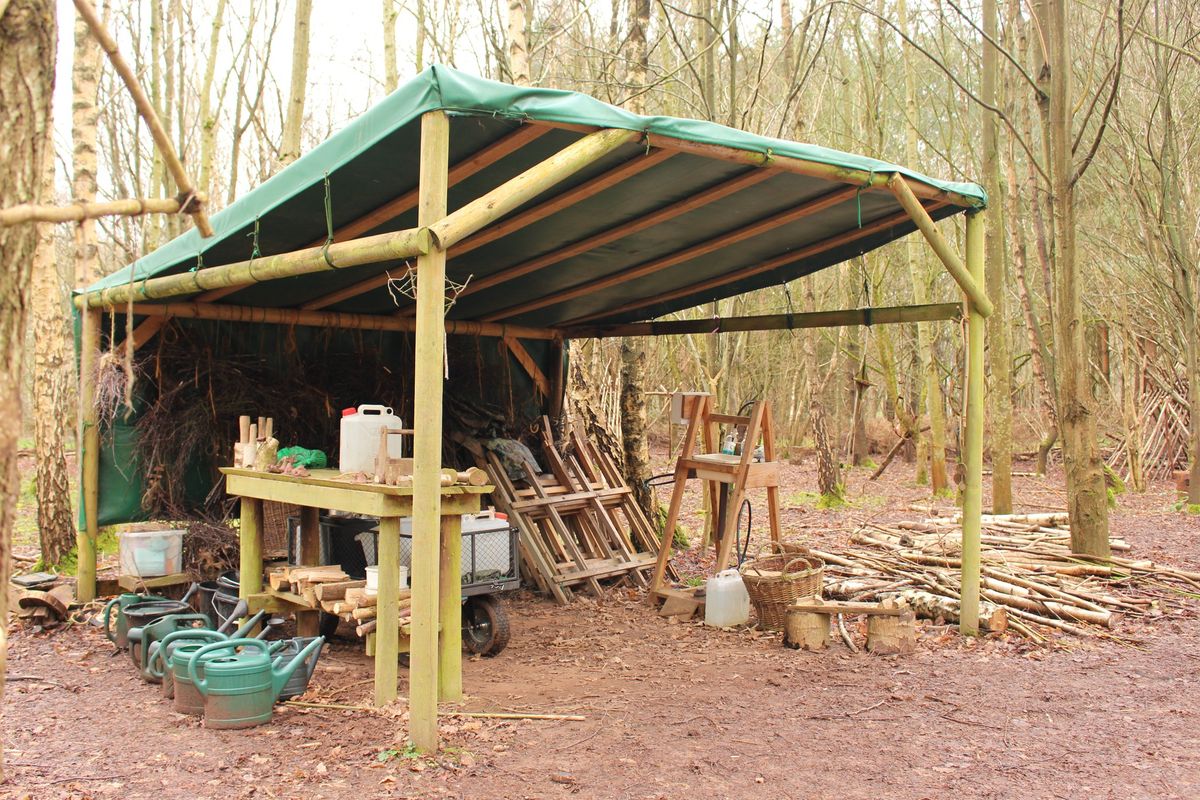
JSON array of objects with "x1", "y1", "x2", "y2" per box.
[
  {"x1": 811, "y1": 512, "x2": 1200, "y2": 640},
  {"x1": 267, "y1": 564, "x2": 408, "y2": 638},
  {"x1": 486, "y1": 418, "x2": 668, "y2": 604}
]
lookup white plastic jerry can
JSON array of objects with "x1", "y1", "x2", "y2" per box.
[
  {"x1": 339, "y1": 404, "x2": 404, "y2": 473},
  {"x1": 704, "y1": 569, "x2": 750, "y2": 627}
]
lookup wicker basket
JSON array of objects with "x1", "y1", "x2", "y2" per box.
[
  {"x1": 262, "y1": 501, "x2": 298, "y2": 556},
  {"x1": 739, "y1": 545, "x2": 824, "y2": 630}
]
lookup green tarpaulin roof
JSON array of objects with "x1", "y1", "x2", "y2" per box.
[{"x1": 86, "y1": 65, "x2": 986, "y2": 329}]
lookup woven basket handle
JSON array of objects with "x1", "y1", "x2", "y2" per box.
[{"x1": 781, "y1": 556, "x2": 814, "y2": 577}]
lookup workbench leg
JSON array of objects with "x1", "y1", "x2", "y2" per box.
[
  {"x1": 374, "y1": 516, "x2": 401, "y2": 706},
  {"x1": 239, "y1": 497, "x2": 264, "y2": 602},
  {"x1": 297, "y1": 505, "x2": 321, "y2": 638},
  {"x1": 438, "y1": 513, "x2": 463, "y2": 702}
]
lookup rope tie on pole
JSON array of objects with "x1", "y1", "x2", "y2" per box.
[
  {"x1": 321, "y1": 172, "x2": 337, "y2": 268},
  {"x1": 246, "y1": 217, "x2": 262, "y2": 281}
]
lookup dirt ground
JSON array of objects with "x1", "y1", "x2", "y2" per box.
[{"x1": 5, "y1": 452, "x2": 1200, "y2": 800}]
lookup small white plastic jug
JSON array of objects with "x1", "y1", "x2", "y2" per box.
[
  {"x1": 704, "y1": 569, "x2": 750, "y2": 627},
  {"x1": 339, "y1": 404, "x2": 404, "y2": 474}
]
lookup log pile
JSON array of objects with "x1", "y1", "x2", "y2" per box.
[
  {"x1": 485, "y1": 418, "x2": 667, "y2": 605},
  {"x1": 268, "y1": 565, "x2": 350, "y2": 607},
  {"x1": 319, "y1": 585, "x2": 411, "y2": 638},
  {"x1": 811, "y1": 512, "x2": 1200, "y2": 640}
]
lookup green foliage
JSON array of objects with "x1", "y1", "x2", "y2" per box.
[
  {"x1": 1188, "y1": 504, "x2": 1200, "y2": 515},
  {"x1": 377, "y1": 743, "x2": 421, "y2": 762},
  {"x1": 1103, "y1": 464, "x2": 1126, "y2": 495},
  {"x1": 656, "y1": 504, "x2": 690, "y2": 549},
  {"x1": 683, "y1": 575, "x2": 705, "y2": 587},
  {"x1": 37, "y1": 527, "x2": 119, "y2": 574},
  {"x1": 858, "y1": 458, "x2": 879, "y2": 470},
  {"x1": 1106, "y1": 487, "x2": 1119, "y2": 509},
  {"x1": 817, "y1": 488, "x2": 847, "y2": 509}
]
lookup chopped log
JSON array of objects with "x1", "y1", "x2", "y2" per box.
[
  {"x1": 865, "y1": 599, "x2": 917, "y2": 655},
  {"x1": 352, "y1": 606, "x2": 378, "y2": 621},
  {"x1": 313, "y1": 580, "x2": 367, "y2": 601},
  {"x1": 784, "y1": 608, "x2": 830, "y2": 651},
  {"x1": 891, "y1": 590, "x2": 1007, "y2": 633}
]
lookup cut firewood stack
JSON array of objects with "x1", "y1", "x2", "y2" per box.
[
  {"x1": 266, "y1": 565, "x2": 413, "y2": 638},
  {"x1": 808, "y1": 512, "x2": 1200, "y2": 640},
  {"x1": 485, "y1": 418, "x2": 670, "y2": 605}
]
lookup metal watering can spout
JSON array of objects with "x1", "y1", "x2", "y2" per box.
[{"x1": 271, "y1": 636, "x2": 324, "y2": 700}]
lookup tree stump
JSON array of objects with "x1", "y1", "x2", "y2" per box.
[
  {"x1": 784, "y1": 607, "x2": 829, "y2": 651},
  {"x1": 866, "y1": 599, "x2": 916, "y2": 655}
]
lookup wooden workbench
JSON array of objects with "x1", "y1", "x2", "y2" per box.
[{"x1": 220, "y1": 468, "x2": 489, "y2": 733}]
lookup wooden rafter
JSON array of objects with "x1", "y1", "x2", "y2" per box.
[
  {"x1": 562, "y1": 202, "x2": 948, "y2": 325},
  {"x1": 562, "y1": 302, "x2": 963, "y2": 339},
  {"x1": 483, "y1": 184, "x2": 859, "y2": 322},
  {"x1": 309, "y1": 124, "x2": 553, "y2": 249},
  {"x1": 504, "y1": 337, "x2": 551, "y2": 397},
  {"x1": 127, "y1": 300, "x2": 560, "y2": 340},
  {"x1": 455, "y1": 166, "x2": 778, "y2": 305}
]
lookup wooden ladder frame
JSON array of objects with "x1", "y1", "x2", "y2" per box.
[{"x1": 648, "y1": 396, "x2": 782, "y2": 597}]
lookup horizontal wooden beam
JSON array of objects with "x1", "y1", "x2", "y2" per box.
[
  {"x1": 127, "y1": 301, "x2": 560, "y2": 340},
  {"x1": 564, "y1": 202, "x2": 948, "y2": 325},
  {"x1": 76, "y1": 226, "x2": 431, "y2": 309},
  {"x1": 484, "y1": 185, "x2": 858, "y2": 322},
  {"x1": 889, "y1": 173, "x2": 993, "y2": 318},
  {"x1": 429, "y1": 128, "x2": 640, "y2": 250},
  {"x1": 0, "y1": 197, "x2": 187, "y2": 227},
  {"x1": 562, "y1": 303, "x2": 963, "y2": 339}
]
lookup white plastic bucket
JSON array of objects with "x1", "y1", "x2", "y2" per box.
[{"x1": 364, "y1": 564, "x2": 408, "y2": 596}]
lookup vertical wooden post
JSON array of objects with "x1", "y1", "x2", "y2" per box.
[
  {"x1": 374, "y1": 515, "x2": 401, "y2": 706},
  {"x1": 296, "y1": 505, "x2": 321, "y2": 637},
  {"x1": 547, "y1": 338, "x2": 565, "y2": 432},
  {"x1": 960, "y1": 211, "x2": 986, "y2": 635},
  {"x1": 239, "y1": 496, "x2": 264, "y2": 598},
  {"x1": 409, "y1": 109, "x2": 450, "y2": 753},
  {"x1": 76, "y1": 310, "x2": 102, "y2": 602},
  {"x1": 438, "y1": 512, "x2": 463, "y2": 701}
]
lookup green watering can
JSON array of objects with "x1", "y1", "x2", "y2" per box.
[
  {"x1": 188, "y1": 637, "x2": 325, "y2": 729},
  {"x1": 128, "y1": 613, "x2": 212, "y2": 679},
  {"x1": 101, "y1": 593, "x2": 169, "y2": 650},
  {"x1": 146, "y1": 611, "x2": 270, "y2": 696},
  {"x1": 171, "y1": 639, "x2": 225, "y2": 715}
]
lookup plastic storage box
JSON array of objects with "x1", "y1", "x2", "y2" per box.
[{"x1": 118, "y1": 529, "x2": 184, "y2": 577}]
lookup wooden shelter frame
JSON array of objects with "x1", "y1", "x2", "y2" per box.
[{"x1": 73, "y1": 111, "x2": 990, "y2": 753}]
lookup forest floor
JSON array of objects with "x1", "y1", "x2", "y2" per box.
[{"x1": 5, "y1": 447, "x2": 1200, "y2": 799}]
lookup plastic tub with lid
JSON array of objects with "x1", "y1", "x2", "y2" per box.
[{"x1": 119, "y1": 529, "x2": 184, "y2": 577}]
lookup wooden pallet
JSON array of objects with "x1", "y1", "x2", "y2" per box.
[{"x1": 485, "y1": 418, "x2": 672, "y2": 604}]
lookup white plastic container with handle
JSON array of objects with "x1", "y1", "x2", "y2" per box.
[
  {"x1": 339, "y1": 404, "x2": 404, "y2": 474},
  {"x1": 704, "y1": 569, "x2": 750, "y2": 627}
]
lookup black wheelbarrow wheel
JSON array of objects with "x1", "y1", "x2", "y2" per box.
[{"x1": 462, "y1": 595, "x2": 510, "y2": 657}]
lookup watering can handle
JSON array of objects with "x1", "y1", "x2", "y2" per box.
[
  {"x1": 128, "y1": 612, "x2": 210, "y2": 645},
  {"x1": 102, "y1": 598, "x2": 118, "y2": 642},
  {"x1": 186, "y1": 638, "x2": 269, "y2": 695},
  {"x1": 180, "y1": 582, "x2": 200, "y2": 604},
  {"x1": 231, "y1": 610, "x2": 267, "y2": 640},
  {"x1": 147, "y1": 628, "x2": 226, "y2": 679},
  {"x1": 271, "y1": 636, "x2": 325, "y2": 700}
]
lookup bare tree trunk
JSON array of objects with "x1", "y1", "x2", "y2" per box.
[
  {"x1": 31, "y1": 124, "x2": 74, "y2": 567},
  {"x1": 1045, "y1": 0, "x2": 1109, "y2": 556},
  {"x1": 0, "y1": 0, "x2": 57, "y2": 781},
  {"x1": 279, "y1": 0, "x2": 313, "y2": 167},
  {"x1": 618, "y1": 0, "x2": 654, "y2": 520},
  {"x1": 981, "y1": 0, "x2": 1012, "y2": 512},
  {"x1": 506, "y1": 0, "x2": 529, "y2": 86},
  {"x1": 197, "y1": 0, "x2": 227, "y2": 198},
  {"x1": 383, "y1": 0, "x2": 399, "y2": 93},
  {"x1": 897, "y1": 0, "x2": 947, "y2": 493}
]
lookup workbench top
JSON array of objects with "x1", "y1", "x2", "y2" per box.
[{"x1": 221, "y1": 468, "x2": 490, "y2": 516}]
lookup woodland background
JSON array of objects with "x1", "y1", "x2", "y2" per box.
[{"x1": 11, "y1": 0, "x2": 1200, "y2": 567}]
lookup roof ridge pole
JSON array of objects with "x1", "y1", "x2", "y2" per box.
[
  {"x1": 888, "y1": 172, "x2": 994, "y2": 318},
  {"x1": 960, "y1": 210, "x2": 986, "y2": 635},
  {"x1": 406, "y1": 109, "x2": 451, "y2": 754},
  {"x1": 428, "y1": 127, "x2": 639, "y2": 249}
]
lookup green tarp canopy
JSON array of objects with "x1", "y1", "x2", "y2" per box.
[{"x1": 83, "y1": 65, "x2": 985, "y2": 328}]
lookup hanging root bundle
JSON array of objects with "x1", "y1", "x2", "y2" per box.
[{"x1": 811, "y1": 513, "x2": 1199, "y2": 641}]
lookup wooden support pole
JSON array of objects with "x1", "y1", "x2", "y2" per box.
[
  {"x1": 438, "y1": 513, "x2": 463, "y2": 702},
  {"x1": 0, "y1": 197, "x2": 189, "y2": 227},
  {"x1": 429, "y1": 127, "x2": 638, "y2": 249},
  {"x1": 562, "y1": 303, "x2": 963, "y2": 339},
  {"x1": 297, "y1": 505, "x2": 322, "y2": 638},
  {"x1": 373, "y1": 516, "x2": 401, "y2": 707},
  {"x1": 504, "y1": 337, "x2": 551, "y2": 397},
  {"x1": 960, "y1": 211, "x2": 986, "y2": 635},
  {"x1": 239, "y1": 497, "x2": 264, "y2": 599},
  {"x1": 889, "y1": 173, "x2": 994, "y2": 318},
  {"x1": 76, "y1": 310, "x2": 102, "y2": 602},
  {"x1": 75, "y1": 226, "x2": 431, "y2": 309},
  {"x1": 72, "y1": 0, "x2": 213, "y2": 237},
  {"x1": 409, "y1": 109, "x2": 451, "y2": 753},
  {"x1": 117, "y1": 300, "x2": 559, "y2": 341}
]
